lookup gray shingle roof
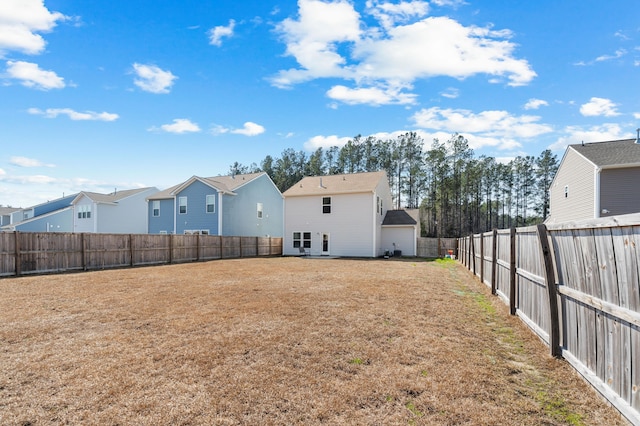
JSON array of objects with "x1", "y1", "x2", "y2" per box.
[
  {"x1": 382, "y1": 210, "x2": 417, "y2": 226},
  {"x1": 147, "y1": 173, "x2": 265, "y2": 200},
  {"x1": 571, "y1": 138, "x2": 640, "y2": 167},
  {"x1": 77, "y1": 187, "x2": 156, "y2": 204},
  {"x1": 283, "y1": 171, "x2": 387, "y2": 197}
]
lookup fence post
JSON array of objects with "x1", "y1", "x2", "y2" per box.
[
  {"x1": 467, "y1": 236, "x2": 471, "y2": 270},
  {"x1": 81, "y1": 233, "x2": 87, "y2": 271},
  {"x1": 129, "y1": 234, "x2": 134, "y2": 267},
  {"x1": 480, "y1": 233, "x2": 484, "y2": 284},
  {"x1": 14, "y1": 231, "x2": 21, "y2": 277},
  {"x1": 536, "y1": 224, "x2": 561, "y2": 358},
  {"x1": 471, "y1": 234, "x2": 476, "y2": 276},
  {"x1": 168, "y1": 234, "x2": 173, "y2": 264},
  {"x1": 509, "y1": 227, "x2": 516, "y2": 315},
  {"x1": 196, "y1": 234, "x2": 201, "y2": 262},
  {"x1": 491, "y1": 229, "x2": 497, "y2": 295}
]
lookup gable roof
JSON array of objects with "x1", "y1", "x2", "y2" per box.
[
  {"x1": 570, "y1": 138, "x2": 640, "y2": 168},
  {"x1": 73, "y1": 187, "x2": 156, "y2": 205},
  {"x1": 283, "y1": 171, "x2": 387, "y2": 197},
  {"x1": 147, "y1": 172, "x2": 266, "y2": 200},
  {"x1": 382, "y1": 210, "x2": 417, "y2": 226}
]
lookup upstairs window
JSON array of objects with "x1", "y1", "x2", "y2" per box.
[
  {"x1": 179, "y1": 196, "x2": 187, "y2": 214},
  {"x1": 257, "y1": 202, "x2": 263, "y2": 219},
  {"x1": 564, "y1": 185, "x2": 569, "y2": 198},
  {"x1": 206, "y1": 195, "x2": 215, "y2": 213},
  {"x1": 77, "y1": 205, "x2": 91, "y2": 219},
  {"x1": 322, "y1": 197, "x2": 331, "y2": 214},
  {"x1": 152, "y1": 200, "x2": 160, "y2": 217}
]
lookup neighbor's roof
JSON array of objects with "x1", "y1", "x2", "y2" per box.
[
  {"x1": 148, "y1": 172, "x2": 265, "y2": 200},
  {"x1": 571, "y1": 138, "x2": 640, "y2": 167},
  {"x1": 75, "y1": 187, "x2": 156, "y2": 205},
  {"x1": 0, "y1": 207, "x2": 21, "y2": 215},
  {"x1": 283, "y1": 171, "x2": 387, "y2": 197},
  {"x1": 382, "y1": 210, "x2": 417, "y2": 226}
]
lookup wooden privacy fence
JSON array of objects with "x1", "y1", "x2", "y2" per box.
[
  {"x1": 458, "y1": 215, "x2": 640, "y2": 425},
  {"x1": 0, "y1": 232, "x2": 283, "y2": 277},
  {"x1": 416, "y1": 237, "x2": 458, "y2": 258}
]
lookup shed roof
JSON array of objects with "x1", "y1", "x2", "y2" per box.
[
  {"x1": 382, "y1": 210, "x2": 417, "y2": 226},
  {"x1": 570, "y1": 138, "x2": 640, "y2": 167},
  {"x1": 283, "y1": 171, "x2": 387, "y2": 197}
]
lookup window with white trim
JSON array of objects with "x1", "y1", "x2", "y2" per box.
[
  {"x1": 179, "y1": 196, "x2": 187, "y2": 214},
  {"x1": 77, "y1": 205, "x2": 91, "y2": 219},
  {"x1": 206, "y1": 195, "x2": 215, "y2": 213},
  {"x1": 292, "y1": 232, "x2": 311, "y2": 248},
  {"x1": 152, "y1": 200, "x2": 160, "y2": 217},
  {"x1": 322, "y1": 197, "x2": 331, "y2": 214},
  {"x1": 564, "y1": 185, "x2": 569, "y2": 198},
  {"x1": 257, "y1": 202, "x2": 263, "y2": 219}
]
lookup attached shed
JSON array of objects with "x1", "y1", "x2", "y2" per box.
[{"x1": 381, "y1": 210, "x2": 418, "y2": 257}]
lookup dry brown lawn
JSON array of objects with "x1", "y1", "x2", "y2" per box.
[{"x1": 0, "y1": 257, "x2": 628, "y2": 425}]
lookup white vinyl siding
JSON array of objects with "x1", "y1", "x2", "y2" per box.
[
  {"x1": 548, "y1": 148, "x2": 596, "y2": 223},
  {"x1": 284, "y1": 193, "x2": 374, "y2": 257}
]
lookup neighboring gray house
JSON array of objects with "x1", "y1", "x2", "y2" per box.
[
  {"x1": 72, "y1": 187, "x2": 159, "y2": 234},
  {"x1": 547, "y1": 138, "x2": 640, "y2": 224},
  {"x1": 0, "y1": 207, "x2": 21, "y2": 227},
  {"x1": 147, "y1": 172, "x2": 283, "y2": 237},
  {"x1": 283, "y1": 171, "x2": 416, "y2": 257}
]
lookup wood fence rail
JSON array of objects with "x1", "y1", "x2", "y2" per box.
[
  {"x1": 458, "y1": 214, "x2": 640, "y2": 425},
  {"x1": 0, "y1": 232, "x2": 283, "y2": 277}
]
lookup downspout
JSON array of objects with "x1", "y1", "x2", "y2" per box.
[
  {"x1": 173, "y1": 196, "x2": 177, "y2": 234},
  {"x1": 218, "y1": 191, "x2": 223, "y2": 236},
  {"x1": 594, "y1": 166, "x2": 601, "y2": 218}
]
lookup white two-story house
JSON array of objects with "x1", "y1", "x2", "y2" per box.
[{"x1": 283, "y1": 171, "x2": 416, "y2": 257}]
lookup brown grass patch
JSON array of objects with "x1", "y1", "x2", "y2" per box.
[{"x1": 0, "y1": 257, "x2": 627, "y2": 425}]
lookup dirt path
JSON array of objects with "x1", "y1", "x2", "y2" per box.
[{"x1": 0, "y1": 257, "x2": 628, "y2": 425}]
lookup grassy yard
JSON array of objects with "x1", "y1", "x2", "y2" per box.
[{"x1": 0, "y1": 257, "x2": 627, "y2": 425}]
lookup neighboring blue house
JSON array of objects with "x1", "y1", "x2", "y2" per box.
[
  {"x1": 1, "y1": 194, "x2": 77, "y2": 232},
  {"x1": 147, "y1": 172, "x2": 283, "y2": 237}
]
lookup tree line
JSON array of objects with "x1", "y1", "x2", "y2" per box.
[{"x1": 229, "y1": 132, "x2": 559, "y2": 238}]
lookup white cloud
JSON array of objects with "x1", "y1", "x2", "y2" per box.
[
  {"x1": 155, "y1": 118, "x2": 201, "y2": 134},
  {"x1": 132, "y1": 63, "x2": 177, "y2": 94},
  {"x1": 412, "y1": 107, "x2": 552, "y2": 138},
  {"x1": 212, "y1": 121, "x2": 266, "y2": 136},
  {"x1": 549, "y1": 123, "x2": 628, "y2": 151},
  {"x1": 579, "y1": 97, "x2": 620, "y2": 117},
  {"x1": 595, "y1": 48, "x2": 626, "y2": 62},
  {"x1": 6, "y1": 60, "x2": 65, "y2": 90},
  {"x1": 271, "y1": 2, "x2": 535, "y2": 105},
  {"x1": 523, "y1": 98, "x2": 548, "y2": 110},
  {"x1": 230, "y1": 121, "x2": 265, "y2": 136},
  {"x1": 411, "y1": 106, "x2": 553, "y2": 150},
  {"x1": 365, "y1": 0, "x2": 430, "y2": 30},
  {"x1": 28, "y1": 107, "x2": 118, "y2": 121},
  {"x1": 440, "y1": 87, "x2": 459, "y2": 99},
  {"x1": 208, "y1": 19, "x2": 236, "y2": 46},
  {"x1": 0, "y1": 0, "x2": 67, "y2": 56},
  {"x1": 10, "y1": 156, "x2": 55, "y2": 168},
  {"x1": 326, "y1": 84, "x2": 416, "y2": 105},
  {"x1": 303, "y1": 135, "x2": 352, "y2": 150}
]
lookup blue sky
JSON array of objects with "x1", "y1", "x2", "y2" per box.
[{"x1": 1, "y1": 0, "x2": 639, "y2": 208}]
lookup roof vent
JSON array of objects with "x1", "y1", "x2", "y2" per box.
[
  {"x1": 636, "y1": 128, "x2": 640, "y2": 144},
  {"x1": 319, "y1": 177, "x2": 324, "y2": 188}
]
